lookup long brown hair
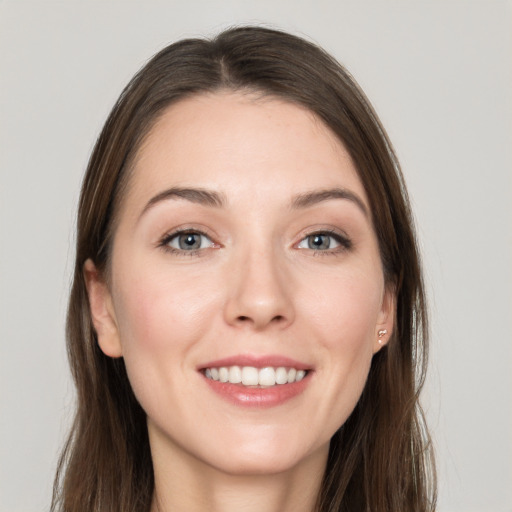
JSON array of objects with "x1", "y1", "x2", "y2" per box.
[{"x1": 52, "y1": 26, "x2": 436, "y2": 512}]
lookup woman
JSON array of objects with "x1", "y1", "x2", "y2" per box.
[{"x1": 52, "y1": 26, "x2": 436, "y2": 512}]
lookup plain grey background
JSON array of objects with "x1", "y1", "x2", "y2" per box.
[{"x1": 1, "y1": 1, "x2": 511, "y2": 511}]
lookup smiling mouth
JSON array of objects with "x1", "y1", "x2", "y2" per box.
[{"x1": 203, "y1": 366, "x2": 308, "y2": 387}]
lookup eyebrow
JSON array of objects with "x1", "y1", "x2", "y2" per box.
[
  {"x1": 139, "y1": 185, "x2": 368, "y2": 220},
  {"x1": 139, "y1": 187, "x2": 226, "y2": 219},
  {"x1": 291, "y1": 188, "x2": 369, "y2": 217}
]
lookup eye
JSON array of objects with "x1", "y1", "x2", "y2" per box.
[
  {"x1": 297, "y1": 231, "x2": 351, "y2": 252},
  {"x1": 162, "y1": 231, "x2": 215, "y2": 252}
]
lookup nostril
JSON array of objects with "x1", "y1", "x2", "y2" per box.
[{"x1": 236, "y1": 314, "x2": 285, "y2": 324}]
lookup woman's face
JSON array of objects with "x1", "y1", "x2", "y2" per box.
[{"x1": 86, "y1": 92, "x2": 394, "y2": 477}]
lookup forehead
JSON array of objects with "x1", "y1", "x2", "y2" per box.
[{"x1": 123, "y1": 91, "x2": 368, "y2": 214}]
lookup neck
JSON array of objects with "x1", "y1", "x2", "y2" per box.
[{"x1": 149, "y1": 430, "x2": 327, "y2": 512}]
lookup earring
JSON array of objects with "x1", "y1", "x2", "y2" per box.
[{"x1": 378, "y1": 329, "x2": 387, "y2": 344}]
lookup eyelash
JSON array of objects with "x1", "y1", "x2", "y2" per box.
[
  {"x1": 158, "y1": 228, "x2": 352, "y2": 256},
  {"x1": 296, "y1": 229, "x2": 352, "y2": 256},
  {"x1": 158, "y1": 228, "x2": 216, "y2": 257}
]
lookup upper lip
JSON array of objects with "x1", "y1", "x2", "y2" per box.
[{"x1": 198, "y1": 354, "x2": 311, "y2": 371}]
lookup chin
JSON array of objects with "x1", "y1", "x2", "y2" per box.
[
  {"x1": 212, "y1": 453, "x2": 298, "y2": 476},
  {"x1": 199, "y1": 435, "x2": 328, "y2": 477}
]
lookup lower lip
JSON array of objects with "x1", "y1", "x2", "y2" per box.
[{"x1": 203, "y1": 374, "x2": 311, "y2": 408}]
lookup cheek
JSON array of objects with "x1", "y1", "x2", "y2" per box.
[
  {"x1": 109, "y1": 265, "x2": 228, "y2": 432},
  {"x1": 111, "y1": 267, "x2": 221, "y2": 381},
  {"x1": 306, "y1": 269, "x2": 383, "y2": 344},
  {"x1": 303, "y1": 270, "x2": 382, "y2": 417}
]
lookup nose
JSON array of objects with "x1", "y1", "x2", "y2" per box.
[{"x1": 223, "y1": 247, "x2": 295, "y2": 331}]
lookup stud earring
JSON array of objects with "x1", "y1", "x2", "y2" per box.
[{"x1": 378, "y1": 329, "x2": 387, "y2": 344}]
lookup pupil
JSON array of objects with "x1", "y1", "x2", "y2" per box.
[
  {"x1": 179, "y1": 233, "x2": 200, "y2": 250},
  {"x1": 309, "y1": 234, "x2": 329, "y2": 250}
]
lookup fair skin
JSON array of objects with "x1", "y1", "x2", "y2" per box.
[{"x1": 85, "y1": 92, "x2": 394, "y2": 512}]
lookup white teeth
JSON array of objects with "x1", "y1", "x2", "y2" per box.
[
  {"x1": 228, "y1": 365, "x2": 242, "y2": 383},
  {"x1": 275, "y1": 367, "x2": 288, "y2": 385},
  {"x1": 218, "y1": 367, "x2": 229, "y2": 383},
  {"x1": 241, "y1": 366, "x2": 259, "y2": 386},
  {"x1": 204, "y1": 365, "x2": 308, "y2": 386},
  {"x1": 258, "y1": 367, "x2": 276, "y2": 386}
]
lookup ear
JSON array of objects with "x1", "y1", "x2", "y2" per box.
[
  {"x1": 83, "y1": 259, "x2": 123, "y2": 358},
  {"x1": 373, "y1": 284, "x2": 396, "y2": 354}
]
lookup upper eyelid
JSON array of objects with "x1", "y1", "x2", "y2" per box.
[
  {"x1": 157, "y1": 225, "x2": 351, "y2": 250},
  {"x1": 158, "y1": 229, "x2": 217, "y2": 256},
  {"x1": 164, "y1": 230, "x2": 212, "y2": 242},
  {"x1": 295, "y1": 227, "x2": 351, "y2": 243},
  {"x1": 159, "y1": 226, "x2": 217, "y2": 244},
  {"x1": 294, "y1": 229, "x2": 353, "y2": 251},
  {"x1": 167, "y1": 232, "x2": 214, "y2": 251}
]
